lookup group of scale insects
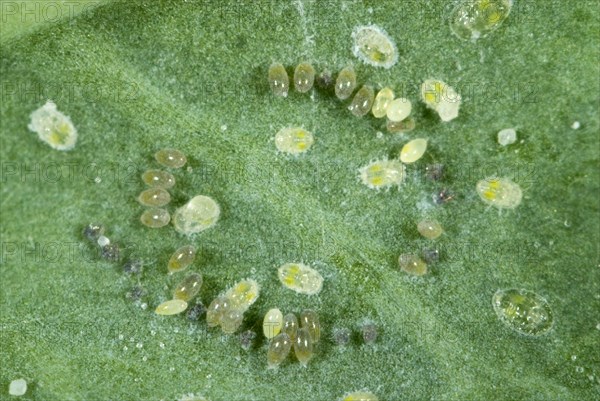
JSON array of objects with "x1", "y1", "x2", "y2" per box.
[{"x1": 24, "y1": 1, "x2": 558, "y2": 399}]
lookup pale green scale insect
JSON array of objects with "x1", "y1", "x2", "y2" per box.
[
  {"x1": 359, "y1": 159, "x2": 406, "y2": 190},
  {"x1": 172, "y1": 195, "x2": 220, "y2": 234},
  {"x1": 277, "y1": 263, "x2": 323, "y2": 295},
  {"x1": 476, "y1": 176, "x2": 522, "y2": 209},
  {"x1": 492, "y1": 288, "x2": 553, "y2": 336},
  {"x1": 348, "y1": 85, "x2": 375, "y2": 117},
  {"x1": 282, "y1": 313, "x2": 299, "y2": 341},
  {"x1": 450, "y1": 0, "x2": 513, "y2": 41},
  {"x1": 173, "y1": 273, "x2": 203, "y2": 302},
  {"x1": 372, "y1": 87, "x2": 394, "y2": 118},
  {"x1": 386, "y1": 98, "x2": 412, "y2": 122},
  {"x1": 142, "y1": 169, "x2": 176, "y2": 188},
  {"x1": 275, "y1": 127, "x2": 314, "y2": 155},
  {"x1": 351, "y1": 25, "x2": 398, "y2": 69},
  {"x1": 155, "y1": 299, "x2": 188, "y2": 315},
  {"x1": 155, "y1": 148, "x2": 187, "y2": 168},
  {"x1": 400, "y1": 138, "x2": 428, "y2": 163},
  {"x1": 263, "y1": 308, "x2": 284, "y2": 339},
  {"x1": 335, "y1": 66, "x2": 357, "y2": 100},
  {"x1": 140, "y1": 208, "x2": 170, "y2": 228},
  {"x1": 421, "y1": 79, "x2": 461, "y2": 122},
  {"x1": 300, "y1": 310, "x2": 320, "y2": 343},
  {"x1": 27, "y1": 101, "x2": 78, "y2": 151},
  {"x1": 387, "y1": 117, "x2": 415, "y2": 133},
  {"x1": 138, "y1": 188, "x2": 171, "y2": 207},
  {"x1": 342, "y1": 391, "x2": 379, "y2": 401},
  {"x1": 398, "y1": 253, "x2": 428, "y2": 276},
  {"x1": 294, "y1": 62, "x2": 315, "y2": 93},
  {"x1": 268, "y1": 63, "x2": 289, "y2": 97},
  {"x1": 167, "y1": 245, "x2": 196, "y2": 274},
  {"x1": 293, "y1": 327, "x2": 314, "y2": 367},
  {"x1": 267, "y1": 333, "x2": 292, "y2": 369},
  {"x1": 225, "y1": 279, "x2": 260, "y2": 311},
  {"x1": 417, "y1": 219, "x2": 443, "y2": 239}
]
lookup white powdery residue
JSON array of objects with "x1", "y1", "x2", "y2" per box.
[{"x1": 294, "y1": 0, "x2": 315, "y2": 55}]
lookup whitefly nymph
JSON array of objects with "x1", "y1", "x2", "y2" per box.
[
  {"x1": 359, "y1": 159, "x2": 406, "y2": 190},
  {"x1": 28, "y1": 100, "x2": 78, "y2": 150},
  {"x1": 352, "y1": 25, "x2": 398, "y2": 69}
]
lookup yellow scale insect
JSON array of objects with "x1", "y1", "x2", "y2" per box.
[
  {"x1": 28, "y1": 101, "x2": 78, "y2": 150},
  {"x1": 449, "y1": 0, "x2": 514, "y2": 41},
  {"x1": 142, "y1": 169, "x2": 176, "y2": 189},
  {"x1": 263, "y1": 308, "x2": 284, "y2": 339},
  {"x1": 294, "y1": 62, "x2": 315, "y2": 93},
  {"x1": 342, "y1": 391, "x2": 379, "y2": 401},
  {"x1": 167, "y1": 245, "x2": 197, "y2": 274},
  {"x1": 138, "y1": 188, "x2": 171, "y2": 207},
  {"x1": 421, "y1": 79, "x2": 461, "y2": 122},
  {"x1": 400, "y1": 138, "x2": 428, "y2": 164},
  {"x1": 398, "y1": 253, "x2": 428, "y2": 276},
  {"x1": 172, "y1": 195, "x2": 220, "y2": 234},
  {"x1": 275, "y1": 127, "x2": 315, "y2": 155},
  {"x1": 348, "y1": 85, "x2": 375, "y2": 117},
  {"x1": 277, "y1": 263, "x2": 323, "y2": 295},
  {"x1": 372, "y1": 87, "x2": 394, "y2": 118},
  {"x1": 335, "y1": 66, "x2": 357, "y2": 100},
  {"x1": 358, "y1": 159, "x2": 406, "y2": 190},
  {"x1": 492, "y1": 288, "x2": 553, "y2": 336},
  {"x1": 476, "y1": 176, "x2": 522, "y2": 209},
  {"x1": 268, "y1": 62, "x2": 289, "y2": 97},
  {"x1": 351, "y1": 25, "x2": 398, "y2": 69}
]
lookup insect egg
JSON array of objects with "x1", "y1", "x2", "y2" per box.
[
  {"x1": 335, "y1": 66, "x2": 357, "y2": 100},
  {"x1": 275, "y1": 127, "x2": 314, "y2": 155},
  {"x1": 426, "y1": 163, "x2": 444, "y2": 181},
  {"x1": 348, "y1": 85, "x2": 375, "y2": 117},
  {"x1": 83, "y1": 223, "x2": 105, "y2": 242},
  {"x1": 421, "y1": 79, "x2": 461, "y2": 122},
  {"x1": 101, "y1": 243, "x2": 120, "y2": 261},
  {"x1": 140, "y1": 208, "x2": 171, "y2": 228},
  {"x1": 492, "y1": 288, "x2": 553, "y2": 336},
  {"x1": 497, "y1": 128, "x2": 517, "y2": 146},
  {"x1": 449, "y1": 0, "x2": 513, "y2": 41},
  {"x1": 294, "y1": 62, "x2": 315, "y2": 93},
  {"x1": 155, "y1": 299, "x2": 188, "y2": 315},
  {"x1": 400, "y1": 138, "x2": 428, "y2": 163},
  {"x1": 333, "y1": 328, "x2": 351, "y2": 346},
  {"x1": 398, "y1": 253, "x2": 428, "y2": 276},
  {"x1": 28, "y1": 101, "x2": 77, "y2": 150},
  {"x1": 476, "y1": 177, "x2": 522, "y2": 209},
  {"x1": 372, "y1": 87, "x2": 394, "y2": 118},
  {"x1": 239, "y1": 330, "x2": 257, "y2": 351},
  {"x1": 386, "y1": 117, "x2": 415, "y2": 133},
  {"x1": 361, "y1": 323, "x2": 378, "y2": 344},
  {"x1": 267, "y1": 333, "x2": 292, "y2": 369},
  {"x1": 220, "y1": 309, "x2": 244, "y2": 334},
  {"x1": 263, "y1": 308, "x2": 284, "y2": 339},
  {"x1": 293, "y1": 327, "x2": 314, "y2": 366},
  {"x1": 206, "y1": 295, "x2": 230, "y2": 327},
  {"x1": 386, "y1": 98, "x2": 412, "y2": 122},
  {"x1": 172, "y1": 195, "x2": 220, "y2": 234},
  {"x1": 142, "y1": 169, "x2": 175, "y2": 189},
  {"x1": 282, "y1": 313, "x2": 299, "y2": 341},
  {"x1": 173, "y1": 273, "x2": 203, "y2": 302},
  {"x1": 138, "y1": 188, "x2": 171, "y2": 207},
  {"x1": 123, "y1": 259, "x2": 143, "y2": 274},
  {"x1": 168, "y1": 245, "x2": 196, "y2": 274},
  {"x1": 268, "y1": 62, "x2": 289, "y2": 97},
  {"x1": 352, "y1": 24, "x2": 398, "y2": 69},
  {"x1": 315, "y1": 69, "x2": 333, "y2": 89},
  {"x1": 358, "y1": 159, "x2": 406, "y2": 190},
  {"x1": 300, "y1": 309, "x2": 320, "y2": 343},
  {"x1": 342, "y1": 391, "x2": 379, "y2": 401},
  {"x1": 422, "y1": 248, "x2": 440, "y2": 264},
  {"x1": 417, "y1": 219, "x2": 443, "y2": 239},
  {"x1": 155, "y1": 148, "x2": 187, "y2": 168},
  {"x1": 277, "y1": 263, "x2": 323, "y2": 295},
  {"x1": 187, "y1": 302, "x2": 206, "y2": 321}
]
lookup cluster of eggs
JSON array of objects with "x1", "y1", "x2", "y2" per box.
[
  {"x1": 263, "y1": 309, "x2": 321, "y2": 368},
  {"x1": 206, "y1": 279, "x2": 260, "y2": 334},
  {"x1": 138, "y1": 149, "x2": 186, "y2": 228}
]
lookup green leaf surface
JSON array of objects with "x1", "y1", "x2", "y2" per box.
[{"x1": 1, "y1": 1, "x2": 599, "y2": 400}]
